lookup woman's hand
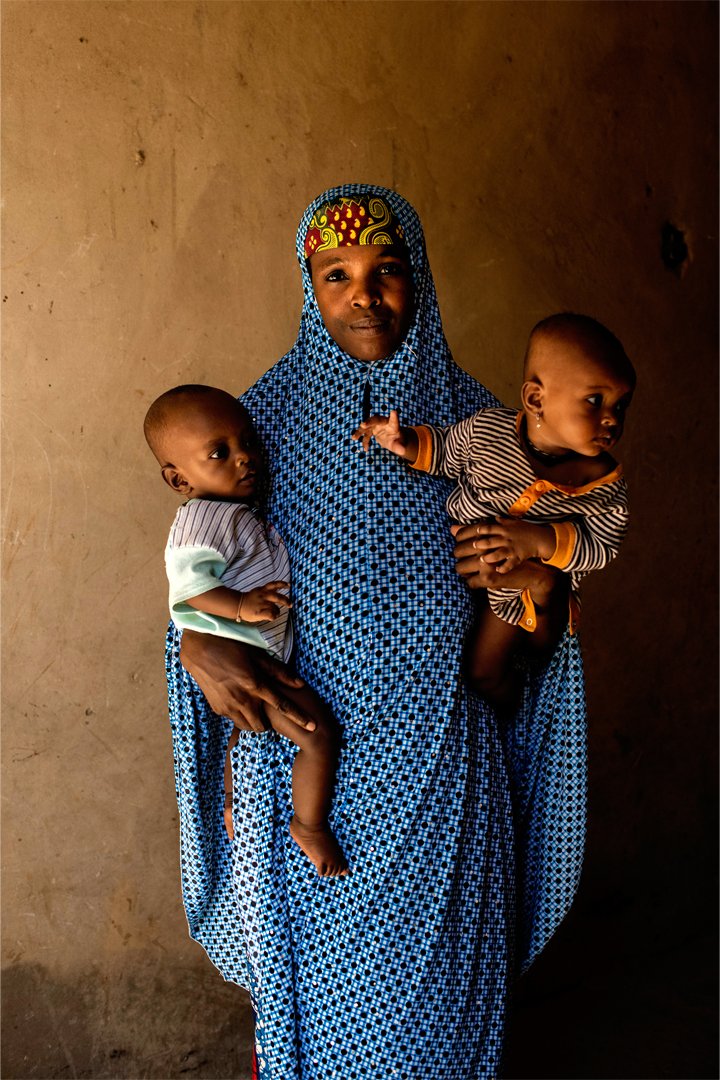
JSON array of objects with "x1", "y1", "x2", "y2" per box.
[
  {"x1": 180, "y1": 630, "x2": 313, "y2": 733},
  {"x1": 464, "y1": 518, "x2": 556, "y2": 573},
  {"x1": 451, "y1": 522, "x2": 560, "y2": 604}
]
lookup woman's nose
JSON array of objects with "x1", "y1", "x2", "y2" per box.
[{"x1": 351, "y1": 278, "x2": 380, "y2": 307}]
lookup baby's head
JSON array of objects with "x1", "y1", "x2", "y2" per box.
[
  {"x1": 144, "y1": 385, "x2": 260, "y2": 501},
  {"x1": 521, "y1": 313, "x2": 636, "y2": 458}
]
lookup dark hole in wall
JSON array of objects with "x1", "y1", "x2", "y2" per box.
[{"x1": 660, "y1": 221, "x2": 690, "y2": 276}]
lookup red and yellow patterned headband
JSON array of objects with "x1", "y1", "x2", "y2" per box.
[{"x1": 304, "y1": 196, "x2": 405, "y2": 258}]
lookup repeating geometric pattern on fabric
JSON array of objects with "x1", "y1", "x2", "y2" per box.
[
  {"x1": 303, "y1": 195, "x2": 405, "y2": 257},
  {"x1": 502, "y1": 632, "x2": 587, "y2": 972},
  {"x1": 164, "y1": 182, "x2": 587, "y2": 1079}
]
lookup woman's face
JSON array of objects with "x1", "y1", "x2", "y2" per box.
[{"x1": 309, "y1": 244, "x2": 414, "y2": 363}]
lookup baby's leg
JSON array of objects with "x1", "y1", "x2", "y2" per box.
[
  {"x1": 223, "y1": 726, "x2": 240, "y2": 841},
  {"x1": 465, "y1": 597, "x2": 524, "y2": 717},
  {"x1": 265, "y1": 684, "x2": 348, "y2": 878}
]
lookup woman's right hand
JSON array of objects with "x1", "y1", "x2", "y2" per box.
[{"x1": 179, "y1": 630, "x2": 314, "y2": 733}]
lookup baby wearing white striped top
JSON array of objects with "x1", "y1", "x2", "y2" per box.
[
  {"x1": 353, "y1": 313, "x2": 635, "y2": 717},
  {"x1": 144, "y1": 385, "x2": 348, "y2": 877}
]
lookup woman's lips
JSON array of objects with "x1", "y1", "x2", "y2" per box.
[{"x1": 350, "y1": 318, "x2": 390, "y2": 335}]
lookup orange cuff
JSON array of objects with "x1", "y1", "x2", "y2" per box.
[
  {"x1": 519, "y1": 588, "x2": 537, "y2": 632},
  {"x1": 409, "y1": 426, "x2": 433, "y2": 472},
  {"x1": 521, "y1": 588, "x2": 579, "y2": 635},
  {"x1": 542, "y1": 521, "x2": 577, "y2": 569}
]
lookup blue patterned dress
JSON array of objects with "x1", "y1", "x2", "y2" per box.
[{"x1": 165, "y1": 184, "x2": 587, "y2": 1079}]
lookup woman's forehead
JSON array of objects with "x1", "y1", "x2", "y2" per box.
[{"x1": 309, "y1": 243, "x2": 409, "y2": 275}]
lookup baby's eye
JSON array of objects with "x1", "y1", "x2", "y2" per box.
[
  {"x1": 209, "y1": 444, "x2": 229, "y2": 460},
  {"x1": 585, "y1": 394, "x2": 602, "y2": 408}
]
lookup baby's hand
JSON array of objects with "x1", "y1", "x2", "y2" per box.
[
  {"x1": 237, "y1": 581, "x2": 292, "y2": 623},
  {"x1": 468, "y1": 519, "x2": 556, "y2": 573},
  {"x1": 352, "y1": 410, "x2": 409, "y2": 456}
]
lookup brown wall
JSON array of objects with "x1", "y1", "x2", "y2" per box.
[{"x1": 2, "y1": 2, "x2": 717, "y2": 1077}]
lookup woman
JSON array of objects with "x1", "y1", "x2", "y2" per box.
[{"x1": 169, "y1": 184, "x2": 586, "y2": 1078}]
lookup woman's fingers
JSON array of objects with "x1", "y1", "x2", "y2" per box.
[
  {"x1": 453, "y1": 535, "x2": 492, "y2": 561},
  {"x1": 178, "y1": 624, "x2": 312, "y2": 732},
  {"x1": 254, "y1": 651, "x2": 305, "y2": 690},
  {"x1": 454, "y1": 553, "x2": 497, "y2": 587},
  {"x1": 256, "y1": 682, "x2": 317, "y2": 730},
  {"x1": 252, "y1": 655, "x2": 316, "y2": 729},
  {"x1": 231, "y1": 694, "x2": 268, "y2": 732},
  {"x1": 453, "y1": 519, "x2": 519, "y2": 587},
  {"x1": 180, "y1": 633, "x2": 271, "y2": 730}
]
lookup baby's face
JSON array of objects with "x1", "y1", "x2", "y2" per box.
[
  {"x1": 533, "y1": 344, "x2": 634, "y2": 457},
  {"x1": 165, "y1": 394, "x2": 261, "y2": 502}
]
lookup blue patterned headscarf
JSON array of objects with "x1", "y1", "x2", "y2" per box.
[{"x1": 166, "y1": 183, "x2": 587, "y2": 1080}]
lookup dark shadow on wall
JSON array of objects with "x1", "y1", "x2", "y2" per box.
[{"x1": 504, "y1": 868, "x2": 718, "y2": 1079}]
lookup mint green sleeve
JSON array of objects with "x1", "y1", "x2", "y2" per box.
[{"x1": 165, "y1": 544, "x2": 269, "y2": 650}]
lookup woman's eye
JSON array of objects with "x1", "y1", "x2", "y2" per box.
[
  {"x1": 325, "y1": 269, "x2": 347, "y2": 282},
  {"x1": 378, "y1": 262, "x2": 404, "y2": 276}
]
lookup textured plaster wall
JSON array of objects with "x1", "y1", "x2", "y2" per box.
[{"x1": 2, "y1": 2, "x2": 717, "y2": 1078}]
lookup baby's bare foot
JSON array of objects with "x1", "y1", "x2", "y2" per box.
[{"x1": 289, "y1": 816, "x2": 349, "y2": 877}]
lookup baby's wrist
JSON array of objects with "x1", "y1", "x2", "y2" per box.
[
  {"x1": 401, "y1": 427, "x2": 419, "y2": 463},
  {"x1": 534, "y1": 525, "x2": 558, "y2": 561}
]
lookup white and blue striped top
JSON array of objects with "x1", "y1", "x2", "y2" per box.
[{"x1": 165, "y1": 498, "x2": 292, "y2": 662}]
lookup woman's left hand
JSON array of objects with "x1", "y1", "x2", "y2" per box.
[
  {"x1": 461, "y1": 518, "x2": 555, "y2": 572},
  {"x1": 451, "y1": 522, "x2": 559, "y2": 601}
]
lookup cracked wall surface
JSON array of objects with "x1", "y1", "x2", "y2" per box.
[{"x1": 2, "y1": 2, "x2": 717, "y2": 1077}]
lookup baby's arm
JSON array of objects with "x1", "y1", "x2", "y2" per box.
[
  {"x1": 184, "y1": 581, "x2": 291, "y2": 623},
  {"x1": 353, "y1": 410, "x2": 483, "y2": 481},
  {"x1": 471, "y1": 478, "x2": 629, "y2": 577},
  {"x1": 559, "y1": 486, "x2": 629, "y2": 575},
  {"x1": 352, "y1": 411, "x2": 419, "y2": 461},
  {"x1": 469, "y1": 518, "x2": 558, "y2": 573}
]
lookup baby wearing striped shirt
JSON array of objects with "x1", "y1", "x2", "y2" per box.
[
  {"x1": 353, "y1": 313, "x2": 635, "y2": 716},
  {"x1": 144, "y1": 385, "x2": 347, "y2": 877}
]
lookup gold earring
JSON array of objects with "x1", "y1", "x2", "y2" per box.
[{"x1": 535, "y1": 413, "x2": 542, "y2": 429}]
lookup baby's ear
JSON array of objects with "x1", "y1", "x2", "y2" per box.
[
  {"x1": 161, "y1": 466, "x2": 192, "y2": 496},
  {"x1": 521, "y1": 380, "x2": 544, "y2": 413}
]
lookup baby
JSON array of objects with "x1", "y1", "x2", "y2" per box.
[
  {"x1": 353, "y1": 313, "x2": 635, "y2": 713},
  {"x1": 144, "y1": 384, "x2": 347, "y2": 877}
]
